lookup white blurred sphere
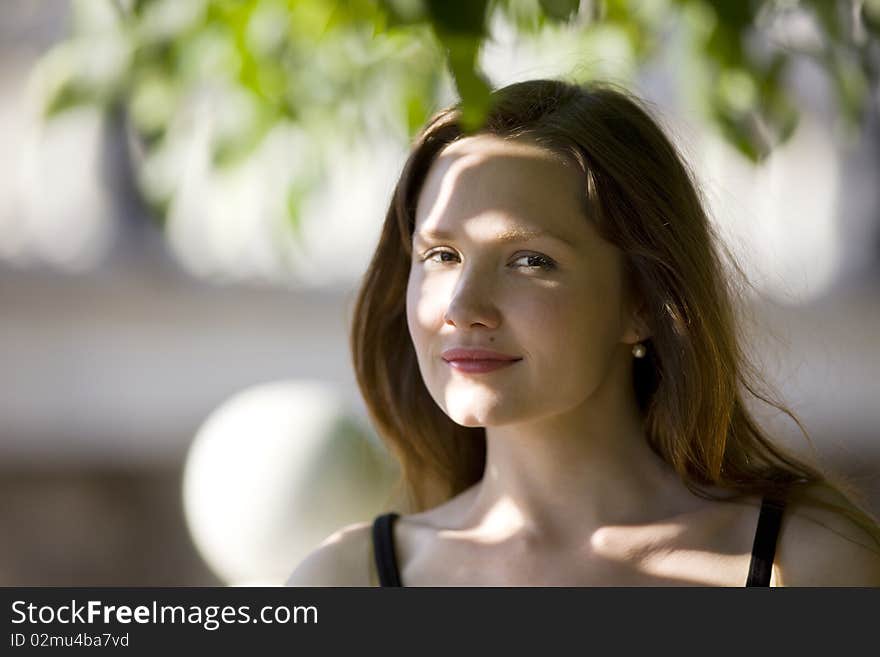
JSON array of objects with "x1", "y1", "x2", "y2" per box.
[{"x1": 182, "y1": 380, "x2": 397, "y2": 586}]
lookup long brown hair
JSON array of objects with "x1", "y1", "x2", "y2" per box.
[{"x1": 349, "y1": 78, "x2": 880, "y2": 549}]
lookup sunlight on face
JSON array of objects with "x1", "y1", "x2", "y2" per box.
[{"x1": 405, "y1": 134, "x2": 633, "y2": 428}]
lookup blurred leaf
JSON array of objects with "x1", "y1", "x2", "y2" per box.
[
  {"x1": 705, "y1": 21, "x2": 745, "y2": 69},
  {"x1": 824, "y1": 49, "x2": 870, "y2": 127},
  {"x1": 806, "y1": 0, "x2": 844, "y2": 44},
  {"x1": 128, "y1": 77, "x2": 175, "y2": 138},
  {"x1": 717, "y1": 68, "x2": 758, "y2": 115},
  {"x1": 539, "y1": 0, "x2": 580, "y2": 22},
  {"x1": 211, "y1": 120, "x2": 269, "y2": 168},
  {"x1": 380, "y1": 0, "x2": 428, "y2": 25},
  {"x1": 758, "y1": 53, "x2": 798, "y2": 147},
  {"x1": 405, "y1": 87, "x2": 432, "y2": 135},
  {"x1": 44, "y1": 83, "x2": 101, "y2": 118},
  {"x1": 864, "y1": 0, "x2": 880, "y2": 35},
  {"x1": 442, "y1": 34, "x2": 492, "y2": 131},
  {"x1": 426, "y1": 0, "x2": 489, "y2": 36},
  {"x1": 713, "y1": 109, "x2": 763, "y2": 163},
  {"x1": 493, "y1": 0, "x2": 545, "y2": 33},
  {"x1": 286, "y1": 178, "x2": 310, "y2": 240}
]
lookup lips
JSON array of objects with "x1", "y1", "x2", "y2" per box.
[
  {"x1": 441, "y1": 348, "x2": 521, "y2": 361},
  {"x1": 445, "y1": 359, "x2": 520, "y2": 373},
  {"x1": 441, "y1": 348, "x2": 522, "y2": 374}
]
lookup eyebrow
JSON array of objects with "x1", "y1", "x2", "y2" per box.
[{"x1": 413, "y1": 227, "x2": 576, "y2": 249}]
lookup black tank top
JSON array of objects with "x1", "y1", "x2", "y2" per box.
[{"x1": 371, "y1": 495, "x2": 786, "y2": 587}]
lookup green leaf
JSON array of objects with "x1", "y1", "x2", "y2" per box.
[
  {"x1": 425, "y1": 0, "x2": 489, "y2": 36},
  {"x1": 43, "y1": 83, "x2": 97, "y2": 118},
  {"x1": 405, "y1": 89, "x2": 432, "y2": 136},
  {"x1": 773, "y1": 106, "x2": 799, "y2": 146},
  {"x1": 829, "y1": 53, "x2": 869, "y2": 127},
  {"x1": 286, "y1": 178, "x2": 311, "y2": 240},
  {"x1": 714, "y1": 110, "x2": 763, "y2": 163},
  {"x1": 380, "y1": 0, "x2": 428, "y2": 25},
  {"x1": 442, "y1": 34, "x2": 492, "y2": 131},
  {"x1": 864, "y1": 0, "x2": 880, "y2": 36},
  {"x1": 492, "y1": 0, "x2": 544, "y2": 33},
  {"x1": 539, "y1": 0, "x2": 580, "y2": 22},
  {"x1": 805, "y1": 0, "x2": 844, "y2": 44},
  {"x1": 716, "y1": 68, "x2": 757, "y2": 116}
]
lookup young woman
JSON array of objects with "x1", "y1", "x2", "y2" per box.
[{"x1": 286, "y1": 79, "x2": 880, "y2": 586}]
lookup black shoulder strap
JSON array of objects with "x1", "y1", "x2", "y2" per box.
[
  {"x1": 372, "y1": 512, "x2": 402, "y2": 587},
  {"x1": 745, "y1": 495, "x2": 786, "y2": 587}
]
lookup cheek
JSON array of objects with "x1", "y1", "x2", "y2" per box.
[
  {"x1": 405, "y1": 276, "x2": 421, "y2": 341},
  {"x1": 527, "y1": 286, "x2": 583, "y2": 337},
  {"x1": 405, "y1": 271, "x2": 434, "y2": 352},
  {"x1": 530, "y1": 286, "x2": 619, "y2": 367},
  {"x1": 406, "y1": 269, "x2": 448, "y2": 329},
  {"x1": 406, "y1": 273, "x2": 424, "y2": 322}
]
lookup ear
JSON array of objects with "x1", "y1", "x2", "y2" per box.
[{"x1": 621, "y1": 291, "x2": 652, "y2": 346}]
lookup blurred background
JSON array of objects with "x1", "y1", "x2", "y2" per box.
[{"x1": 1, "y1": 0, "x2": 878, "y2": 585}]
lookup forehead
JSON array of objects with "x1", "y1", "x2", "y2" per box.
[{"x1": 415, "y1": 135, "x2": 590, "y2": 238}]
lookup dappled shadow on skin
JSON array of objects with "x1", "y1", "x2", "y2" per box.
[{"x1": 392, "y1": 496, "x2": 765, "y2": 587}]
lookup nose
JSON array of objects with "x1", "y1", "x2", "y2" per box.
[{"x1": 443, "y1": 270, "x2": 500, "y2": 329}]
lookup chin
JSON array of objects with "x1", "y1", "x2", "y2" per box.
[
  {"x1": 440, "y1": 405, "x2": 487, "y2": 427},
  {"x1": 450, "y1": 416, "x2": 488, "y2": 428},
  {"x1": 445, "y1": 405, "x2": 517, "y2": 428},
  {"x1": 432, "y1": 384, "x2": 524, "y2": 426}
]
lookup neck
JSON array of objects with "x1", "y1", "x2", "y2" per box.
[{"x1": 453, "y1": 355, "x2": 705, "y2": 548}]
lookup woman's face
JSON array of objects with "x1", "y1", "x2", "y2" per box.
[{"x1": 406, "y1": 134, "x2": 639, "y2": 428}]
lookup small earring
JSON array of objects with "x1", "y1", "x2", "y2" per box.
[{"x1": 632, "y1": 342, "x2": 646, "y2": 358}]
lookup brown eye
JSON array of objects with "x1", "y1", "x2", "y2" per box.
[
  {"x1": 511, "y1": 253, "x2": 557, "y2": 271},
  {"x1": 422, "y1": 249, "x2": 458, "y2": 264}
]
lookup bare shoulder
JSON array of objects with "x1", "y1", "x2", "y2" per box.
[
  {"x1": 284, "y1": 520, "x2": 377, "y2": 587},
  {"x1": 775, "y1": 484, "x2": 880, "y2": 586}
]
